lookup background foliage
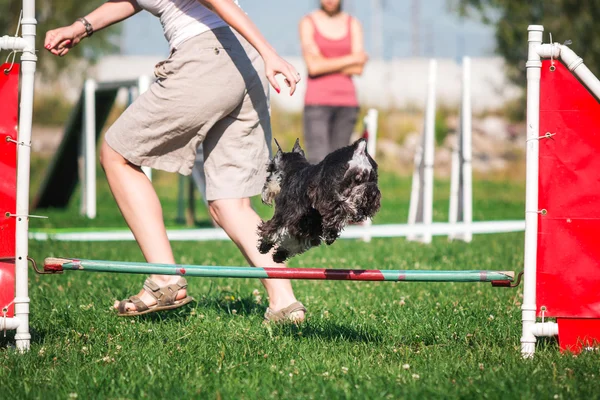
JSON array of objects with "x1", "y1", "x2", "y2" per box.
[
  {"x1": 451, "y1": 0, "x2": 600, "y2": 87},
  {"x1": 0, "y1": 0, "x2": 120, "y2": 79}
]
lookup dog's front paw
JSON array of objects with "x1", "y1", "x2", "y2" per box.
[
  {"x1": 323, "y1": 229, "x2": 339, "y2": 245},
  {"x1": 258, "y1": 239, "x2": 274, "y2": 254},
  {"x1": 325, "y1": 237, "x2": 336, "y2": 245},
  {"x1": 273, "y1": 248, "x2": 291, "y2": 263}
]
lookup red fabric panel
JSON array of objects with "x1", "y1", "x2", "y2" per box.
[
  {"x1": 557, "y1": 318, "x2": 600, "y2": 353},
  {"x1": 0, "y1": 63, "x2": 19, "y2": 317},
  {"x1": 537, "y1": 60, "x2": 600, "y2": 319}
]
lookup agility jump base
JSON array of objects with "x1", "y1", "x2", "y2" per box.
[
  {"x1": 520, "y1": 25, "x2": 600, "y2": 356},
  {"x1": 2, "y1": 16, "x2": 600, "y2": 358}
]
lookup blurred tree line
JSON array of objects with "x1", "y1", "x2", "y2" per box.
[
  {"x1": 451, "y1": 0, "x2": 600, "y2": 87},
  {"x1": 0, "y1": 0, "x2": 120, "y2": 80}
]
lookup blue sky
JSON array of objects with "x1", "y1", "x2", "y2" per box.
[{"x1": 121, "y1": 0, "x2": 496, "y2": 60}]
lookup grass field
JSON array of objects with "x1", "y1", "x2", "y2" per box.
[{"x1": 2, "y1": 167, "x2": 599, "y2": 400}]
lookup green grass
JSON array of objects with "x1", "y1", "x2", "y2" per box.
[{"x1": 2, "y1": 167, "x2": 599, "y2": 399}]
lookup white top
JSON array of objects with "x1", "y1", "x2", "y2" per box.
[{"x1": 137, "y1": 0, "x2": 240, "y2": 50}]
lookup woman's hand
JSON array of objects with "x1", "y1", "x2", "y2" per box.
[
  {"x1": 263, "y1": 51, "x2": 301, "y2": 96},
  {"x1": 352, "y1": 51, "x2": 369, "y2": 67},
  {"x1": 44, "y1": 23, "x2": 86, "y2": 57},
  {"x1": 197, "y1": 0, "x2": 302, "y2": 95}
]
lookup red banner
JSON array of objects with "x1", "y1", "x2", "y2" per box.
[
  {"x1": 0, "y1": 63, "x2": 19, "y2": 318},
  {"x1": 537, "y1": 59, "x2": 600, "y2": 352}
]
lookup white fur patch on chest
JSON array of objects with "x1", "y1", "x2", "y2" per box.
[
  {"x1": 275, "y1": 227, "x2": 312, "y2": 254},
  {"x1": 261, "y1": 171, "x2": 283, "y2": 205}
]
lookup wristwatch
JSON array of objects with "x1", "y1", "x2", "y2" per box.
[{"x1": 77, "y1": 17, "x2": 94, "y2": 38}]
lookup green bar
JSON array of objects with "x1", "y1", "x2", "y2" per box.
[
  {"x1": 64, "y1": 259, "x2": 270, "y2": 279},
  {"x1": 45, "y1": 258, "x2": 514, "y2": 283}
]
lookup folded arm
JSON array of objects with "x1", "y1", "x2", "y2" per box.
[
  {"x1": 340, "y1": 17, "x2": 366, "y2": 76},
  {"x1": 299, "y1": 16, "x2": 367, "y2": 77}
]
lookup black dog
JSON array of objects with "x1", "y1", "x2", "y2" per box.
[{"x1": 258, "y1": 138, "x2": 381, "y2": 262}]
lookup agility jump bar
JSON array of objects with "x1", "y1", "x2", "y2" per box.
[{"x1": 43, "y1": 258, "x2": 515, "y2": 285}]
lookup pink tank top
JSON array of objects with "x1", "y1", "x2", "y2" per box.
[{"x1": 304, "y1": 15, "x2": 358, "y2": 107}]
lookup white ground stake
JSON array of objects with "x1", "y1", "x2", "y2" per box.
[
  {"x1": 81, "y1": 79, "x2": 97, "y2": 218},
  {"x1": 407, "y1": 59, "x2": 437, "y2": 243},
  {"x1": 521, "y1": 25, "x2": 544, "y2": 359},
  {"x1": 362, "y1": 108, "x2": 379, "y2": 242},
  {"x1": 80, "y1": 76, "x2": 152, "y2": 219},
  {"x1": 448, "y1": 57, "x2": 473, "y2": 242}
]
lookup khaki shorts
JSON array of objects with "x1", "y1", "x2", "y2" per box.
[{"x1": 104, "y1": 27, "x2": 272, "y2": 200}]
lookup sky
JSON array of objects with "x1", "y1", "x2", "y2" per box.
[{"x1": 121, "y1": 0, "x2": 497, "y2": 60}]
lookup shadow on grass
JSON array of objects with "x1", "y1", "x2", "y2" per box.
[
  {"x1": 108, "y1": 293, "x2": 264, "y2": 323},
  {"x1": 271, "y1": 320, "x2": 384, "y2": 344},
  {"x1": 535, "y1": 335, "x2": 559, "y2": 351},
  {"x1": 0, "y1": 332, "x2": 17, "y2": 350},
  {"x1": 0, "y1": 326, "x2": 46, "y2": 349},
  {"x1": 194, "y1": 294, "x2": 264, "y2": 317}
]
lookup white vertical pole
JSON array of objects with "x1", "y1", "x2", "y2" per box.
[
  {"x1": 14, "y1": 0, "x2": 37, "y2": 352},
  {"x1": 449, "y1": 57, "x2": 473, "y2": 242},
  {"x1": 407, "y1": 60, "x2": 436, "y2": 243},
  {"x1": 83, "y1": 79, "x2": 97, "y2": 219},
  {"x1": 422, "y1": 59, "x2": 437, "y2": 244},
  {"x1": 366, "y1": 108, "x2": 378, "y2": 157},
  {"x1": 448, "y1": 121, "x2": 460, "y2": 228},
  {"x1": 407, "y1": 134, "x2": 424, "y2": 236},
  {"x1": 521, "y1": 25, "x2": 544, "y2": 358},
  {"x1": 138, "y1": 75, "x2": 152, "y2": 180},
  {"x1": 461, "y1": 57, "x2": 473, "y2": 243},
  {"x1": 362, "y1": 108, "x2": 378, "y2": 243}
]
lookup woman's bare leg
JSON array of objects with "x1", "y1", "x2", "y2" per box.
[
  {"x1": 99, "y1": 142, "x2": 187, "y2": 311},
  {"x1": 209, "y1": 198, "x2": 305, "y2": 321}
]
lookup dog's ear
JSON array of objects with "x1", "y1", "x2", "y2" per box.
[
  {"x1": 274, "y1": 138, "x2": 283, "y2": 153},
  {"x1": 344, "y1": 138, "x2": 372, "y2": 179},
  {"x1": 353, "y1": 138, "x2": 367, "y2": 156},
  {"x1": 272, "y1": 138, "x2": 283, "y2": 166},
  {"x1": 292, "y1": 138, "x2": 305, "y2": 158}
]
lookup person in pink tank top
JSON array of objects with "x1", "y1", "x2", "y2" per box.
[{"x1": 299, "y1": 0, "x2": 368, "y2": 163}]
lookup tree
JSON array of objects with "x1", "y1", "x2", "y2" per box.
[
  {"x1": 451, "y1": 0, "x2": 600, "y2": 87},
  {"x1": 0, "y1": 0, "x2": 120, "y2": 80}
]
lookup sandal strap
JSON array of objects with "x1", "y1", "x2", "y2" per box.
[
  {"x1": 118, "y1": 295, "x2": 149, "y2": 314},
  {"x1": 129, "y1": 296, "x2": 149, "y2": 312},
  {"x1": 265, "y1": 301, "x2": 306, "y2": 322},
  {"x1": 143, "y1": 278, "x2": 188, "y2": 306}
]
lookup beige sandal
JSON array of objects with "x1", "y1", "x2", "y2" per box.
[
  {"x1": 263, "y1": 301, "x2": 307, "y2": 324},
  {"x1": 117, "y1": 277, "x2": 194, "y2": 317}
]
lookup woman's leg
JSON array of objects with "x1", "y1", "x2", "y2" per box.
[
  {"x1": 208, "y1": 198, "x2": 305, "y2": 320},
  {"x1": 99, "y1": 142, "x2": 188, "y2": 311},
  {"x1": 330, "y1": 106, "x2": 360, "y2": 151},
  {"x1": 303, "y1": 105, "x2": 333, "y2": 164}
]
